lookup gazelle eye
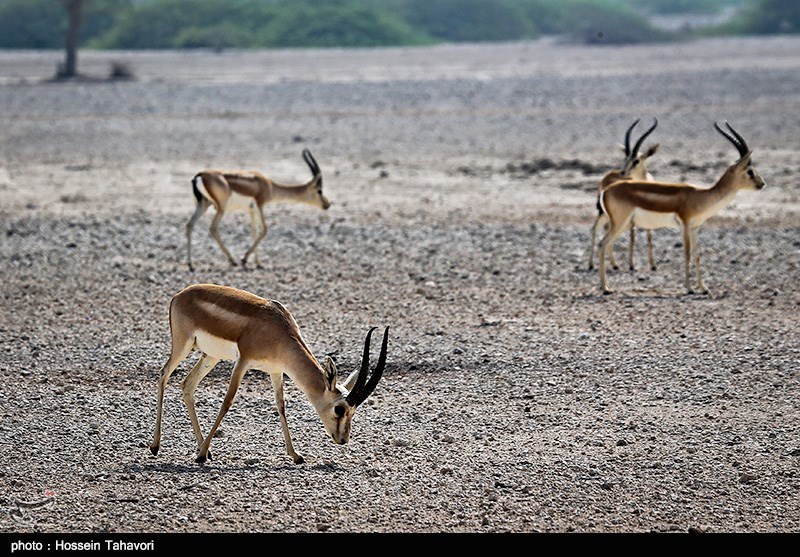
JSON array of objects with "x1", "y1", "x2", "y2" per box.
[
  {"x1": 632, "y1": 159, "x2": 639, "y2": 166},
  {"x1": 334, "y1": 405, "x2": 345, "y2": 418},
  {"x1": 747, "y1": 169, "x2": 754, "y2": 177}
]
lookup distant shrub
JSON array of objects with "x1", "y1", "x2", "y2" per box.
[
  {"x1": 727, "y1": 0, "x2": 800, "y2": 34},
  {"x1": 566, "y1": 1, "x2": 675, "y2": 44},
  {"x1": 109, "y1": 61, "x2": 135, "y2": 80},
  {"x1": 400, "y1": 0, "x2": 539, "y2": 42}
]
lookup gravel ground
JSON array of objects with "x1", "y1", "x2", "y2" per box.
[{"x1": 0, "y1": 37, "x2": 799, "y2": 533}]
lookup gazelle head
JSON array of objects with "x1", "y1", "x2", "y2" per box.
[
  {"x1": 302, "y1": 148, "x2": 332, "y2": 210},
  {"x1": 317, "y1": 327, "x2": 388, "y2": 445},
  {"x1": 619, "y1": 117, "x2": 659, "y2": 179},
  {"x1": 715, "y1": 121, "x2": 765, "y2": 191}
]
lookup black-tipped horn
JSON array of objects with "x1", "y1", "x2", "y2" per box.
[
  {"x1": 631, "y1": 117, "x2": 658, "y2": 157},
  {"x1": 714, "y1": 121, "x2": 748, "y2": 158},
  {"x1": 623, "y1": 118, "x2": 640, "y2": 157},
  {"x1": 345, "y1": 326, "x2": 388, "y2": 407},
  {"x1": 302, "y1": 148, "x2": 320, "y2": 177},
  {"x1": 346, "y1": 327, "x2": 375, "y2": 405},
  {"x1": 359, "y1": 326, "x2": 388, "y2": 403}
]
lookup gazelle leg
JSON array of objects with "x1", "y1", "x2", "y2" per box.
[
  {"x1": 150, "y1": 337, "x2": 195, "y2": 456},
  {"x1": 180, "y1": 353, "x2": 220, "y2": 450},
  {"x1": 196, "y1": 359, "x2": 249, "y2": 464},
  {"x1": 628, "y1": 225, "x2": 636, "y2": 271},
  {"x1": 588, "y1": 212, "x2": 607, "y2": 271},
  {"x1": 209, "y1": 210, "x2": 237, "y2": 267},
  {"x1": 690, "y1": 228, "x2": 709, "y2": 294},
  {"x1": 242, "y1": 208, "x2": 267, "y2": 268},
  {"x1": 270, "y1": 373, "x2": 304, "y2": 464},
  {"x1": 682, "y1": 222, "x2": 694, "y2": 294},
  {"x1": 598, "y1": 216, "x2": 630, "y2": 294},
  {"x1": 647, "y1": 230, "x2": 656, "y2": 271},
  {"x1": 185, "y1": 199, "x2": 210, "y2": 271}
]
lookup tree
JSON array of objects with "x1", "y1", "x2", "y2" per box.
[{"x1": 58, "y1": 0, "x2": 84, "y2": 78}]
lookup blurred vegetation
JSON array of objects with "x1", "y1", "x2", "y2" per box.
[
  {"x1": 626, "y1": 0, "x2": 740, "y2": 15},
  {"x1": 0, "y1": 0, "x2": 795, "y2": 50},
  {"x1": 717, "y1": 0, "x2": 800, "y2": 34}
]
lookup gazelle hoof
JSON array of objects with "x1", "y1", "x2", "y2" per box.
[
  {"x1": 292, "y1": 455, "x2": 305, "y2": 465},
  {"x1": 603, "y1": 289, "x2": 613, "y2": 296},
  {"x1": 195, "y1": 454, "x2": 207, "y2": 464},
  {"x1": 149, "y1": 445, "x2": 159, "y2": 456}
]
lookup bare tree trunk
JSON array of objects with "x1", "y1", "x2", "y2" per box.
[{"x1": 60, "y1": 0, "x2": 83, "y2": 78}]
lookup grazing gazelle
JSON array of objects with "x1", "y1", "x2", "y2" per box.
[
  {"x1": 186, "y1": 149, "x2": 331, "y2": 270},
  {"x1": 588, "y1": 117, "x2": 660, "y2": 271},
  {"x1": 598, "y1": 121, "x2": 765, "y2": 295},
  {"x1": 149, "y1": 283, "x2": 389, "y2": 464}
]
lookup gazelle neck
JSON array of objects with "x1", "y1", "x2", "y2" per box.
[
  {"x1": 281, "y1": 346, "x2": 329, "y2": 409},
  {"x1": 270, "y1": 179, "x2": 316, "y2": 203}
]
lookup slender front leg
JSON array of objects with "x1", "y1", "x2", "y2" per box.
[
  {"x1": 690, "y1": 228, "x2": 709, "y2": 294},
  {"x1": 242, "y1": 207, "x2": 267, "y2": 268},
  {"x1": 270, "y1": 373, "x2": 304, "y2": 464},
  {"x1": 588, "y1": 212, "x2": 606, "y2": 270},
  {"x1": 180, "y1": 353, "x2": 220, "y2": 449},
  {"x1": 682, "y1": 222, "x2": 694, "y2": 294},
  {"x1": 185, "y1": 199, "x2": 210, "y2": 271},
  {"x1": 646, "y1": 230, "x2": 656, "y2": 271},
  {"x1": 628, "y1": 226, "x2": 636, "y2": 271},
  {"x1": 196, "y1": 359, "x2": 249, "y2": 464},
  {"x1": 150, "y1": 339, "x2": 194, "y2": 456},
  {"x1": 209, "y1": 211, "x2": 238, "y2": 267},
  {"x1": 598, "y1": 218, "x2": 628, "y2": 294}
]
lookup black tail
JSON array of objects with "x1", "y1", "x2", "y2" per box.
[{"x1": 191, "y1": 175, "x2": 203, "y2": 203}]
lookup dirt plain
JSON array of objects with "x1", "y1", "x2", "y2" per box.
[{"x1": 0, "y1": 36, "x2": 799, "y2": 534}]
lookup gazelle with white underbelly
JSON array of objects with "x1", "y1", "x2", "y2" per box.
[
  {"x1": 149, "y1": 283, "x2": 388, "y2": 464},
  {"x1": 186, "y1": 149, "x2": 331, "y2": 270},
  {"x1": 598, "y1": 122, "x2": 765, "y2": 295},
  {"x1": 588, "y1": 118, "x2": 660, "y2": 271}
]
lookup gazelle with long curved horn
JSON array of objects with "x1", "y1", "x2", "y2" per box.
[
  {"x1": 588, "y1": 117, "x2": 660, "y2": 271},
  {"x1": 149, "y1": 283, "x2": 388, "y2": 464},
  {"x1": 598, "y1": 121, "x2": 764, "y2": 295},
  {"x1": 186, "y1": 149, "x2": 331, "y2": 270}
]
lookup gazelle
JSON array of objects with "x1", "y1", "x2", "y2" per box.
[
  {"x1": 186, "y1": 149, "x2": 331, "y2": 271},
  {"x1": 588, "y1": 118, "x2": 660, "y2": 271},
  {"x1": 149, "y1": 283, "x2": 389, "y2": 464},
  {"x1": 598, "y1": 121, "x2": 764, "y2": 295}
]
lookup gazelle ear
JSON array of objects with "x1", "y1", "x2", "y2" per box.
[
  {"x1": 644, "y1": 143, "x2": 660, "y2": 157},
  {"x1": 737, "y1": 150, "x2": 753, "y2": 167},
  {"x1": 341, "y1": 367, "x2": 361, "y2": 392},
  {"x1": 323, "y1": 357, "x2": 337, "y2": 391}
]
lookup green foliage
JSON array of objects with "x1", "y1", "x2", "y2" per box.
[
  {"x1": 626, "y1": 0, "x2": 732, "y2": 15},
  {"x1": 0, "y1": 0, "x2": 131, "y2": 49},
  {"x1": 259, "y1": 3, "x2": 431, "y2": 48},
  {"x1": 727, "y1": 0, "x2": 800, "y2": 34},
  {"x1": 0, "y1": 0, "x2": 686, "y2": 49},
  {"x1": 558, "y1": 0, "x2": 674, "y2": 44},
  {"x1": 399, "y1": 0, "x2": 538, "y2": 42}
]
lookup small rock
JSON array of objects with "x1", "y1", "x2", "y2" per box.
[
  {"x1": 788, "y1": 448, "x2": 800, "y2": 457},
  {"x1": 390, "y1": 438, "x2": 411, "y2": 447},
  {"x1": 739, "y1": 473, "x2": 757, "y2": 484},
  {"x1": 379, "y1": 170, "x2": 389, "y2": 178},
  {"x1": 616, "y1": 439, "x2": 629, "y2": 447},
  {"x1": 244, "y1": 458, "x2": 259, "y2": 466},
  {"x1": 440, "y1": 467, "x2": 453, "y2": 475},
  {"x1": 316, "y1": 523, "x2": 331, "y2": 532},
  {"x1": 482, "y1": 516, "x2": 490, "y2": 526},
  {"x1": 600, "y1": 482, "x2": 615, "y2": 491}
]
